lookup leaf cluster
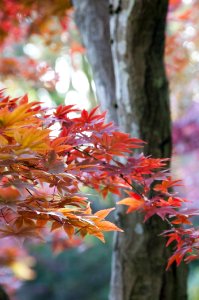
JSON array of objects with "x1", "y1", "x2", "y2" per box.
[{"x1": 0, "y1": 90, "x2": 199, "y2": 271}]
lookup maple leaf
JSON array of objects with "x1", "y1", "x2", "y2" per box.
[
  {"x1": 166, "y1": 252, "x2": 184, "y2": 270},
  {"x1": 13, "y1": 127, "x2": 50, "y2": 153},
  {"x1": 117, "y1": 194, "x2": 145, "y2": 213},
  {"x1": 50, "y1": 137, "x2": 72, "y2": 153},
  {"x1": 0, "y1": 102, "x2": 40, "y2": 128},
  {"x1": 94, "y1": 208, "x2": 115, "y2": 219},
  {"x1": 63, "y1": 223, "x2": 75, "y2": 239},
  {"x1": 0, "y1": 224, "x2": 43, "y2": 241},
  {"x1": 0, "y1": 89, "x2": 198, "y2": 275},
  {"x1": 171, "y1": 215, "x2": 192, "y2": 225},
  {"x1": 83, "y1": 214, "x2": 123, "y2": 242},
  {"x1": 53, "y1": 105, "x2": 79, "y2": 120},
  {"x1": 100, "y1": 184, "x2": 121, "y2": 199},
  {"x1": 154, "y1": 177, "x2": 182, "y2": 194},
  {"x1": 73, "y1": 106, "x2": 105, "y2": 125}
]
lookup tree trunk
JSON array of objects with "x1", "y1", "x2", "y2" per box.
[
  {"x1": 73, "y1": 0, "x2": 118, "y2": 124},
  {"x1": 73, "y1": 1, "x2": 187, "y2": 299}
]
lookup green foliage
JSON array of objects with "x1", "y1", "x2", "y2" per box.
[{"x1": 16, "y1": 236, "x2": 112, "y2": 300}]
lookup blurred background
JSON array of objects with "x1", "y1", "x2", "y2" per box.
[{"x1": 1, "y1": 0, "x2": 199, "y2": 299}]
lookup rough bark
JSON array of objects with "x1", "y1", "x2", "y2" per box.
[
  {"x1": 109, "y1": 0, "x2": 171, "y2": 155},
  {"x1": 74, "y1": 1, "x2": 187, "y2": 300}
]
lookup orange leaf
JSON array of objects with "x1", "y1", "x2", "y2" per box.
[
  {"x1": 51, "y1": 221, "x2": 62, "y2": 232},
  {"x1": 117, "y1": 197, "x2": 145, "y2": 213},
  {"x1": 63, "y1": 223, "x2": 75, "y2": 239},
  {"x1": 94, "y1": 208, "x2": 115, "y2": 220},
  {"x1": 95, "y1": 220, "x2": 123, "y2": 232},
  {"x1": 171, "y1": 215, "x2": 192, "y2": 225}
]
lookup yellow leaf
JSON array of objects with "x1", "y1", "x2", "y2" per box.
[
  {"x1": 0, "y1": 103, "x2": 36, "y2": 127},
  {"x1": 13, "y1": 127, "x2": 50, "y2": 153}
]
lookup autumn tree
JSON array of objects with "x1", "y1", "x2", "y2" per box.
[
  {"x1": 0, "y1": 89, "x2": 194, "y2": 299},
  {"x1": 1, "y1": 1, "x2": 199, "y2": 300},
  {"x1": 0, "y1": 86, "x2": 198, "y2": 299},
  {"x1": 73, "y1": 1, "x2": 187, "y2": 299}
]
